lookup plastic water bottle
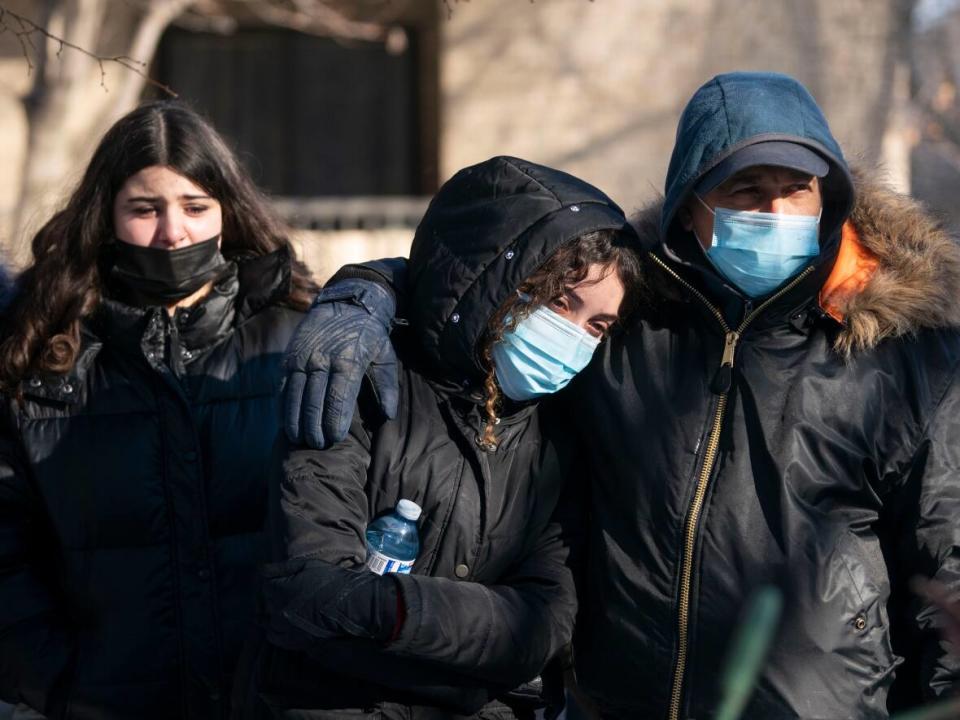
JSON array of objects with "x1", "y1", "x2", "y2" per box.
[{"x1": 365, "y1": 499, "x2": 421, "y2": 575}]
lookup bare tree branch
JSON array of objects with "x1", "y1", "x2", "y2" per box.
[
  {"x1": 0, "y1": 3, "x2": 178, "y2": 96},
  {"x1": 194, "y1": 0, "x2": 390, "y2": 43},
  {"x1": 442, "y1": 0, "x2": 468, "y2": 20},
  {"x1": 107, "y1": 0, "x2": 195, "y2": 111},
  {"x1": 172, "y1": 7, "x2": 237, "y2": 34}
]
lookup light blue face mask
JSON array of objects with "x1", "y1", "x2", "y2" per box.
[
  {"x1": 491, "y1": 304, "x2": 600, "y2": 401},
  {"x1": 695, "y1": 195, "x2": 821, "y2": 298}
]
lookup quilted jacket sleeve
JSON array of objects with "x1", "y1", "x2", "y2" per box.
[
  {"x1": 0, "y1": 402, "x2": 73, "y2": 716},
  {"x1": 269, "y1": 408, "x2": 374, "y2": 569}
]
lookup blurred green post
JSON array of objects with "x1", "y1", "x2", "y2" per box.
[{"x1": 714, "y1": 585, "x2": 784, "y2": 720}]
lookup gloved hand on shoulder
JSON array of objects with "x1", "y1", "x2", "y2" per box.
[{"x1": 283, "y1": 278, "x2": 400, "y2": 449}]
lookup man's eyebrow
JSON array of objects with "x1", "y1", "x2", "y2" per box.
[
  {"x1": 721, "y1": 169, "x2": 815, "y2": 189},
  {"x1": 719, "y1": 172, "x2": 763, "y2": 188}
]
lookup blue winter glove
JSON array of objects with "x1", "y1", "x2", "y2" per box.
[{"x1": 283, "y1": 278, "x2": 399, "y2": 448}]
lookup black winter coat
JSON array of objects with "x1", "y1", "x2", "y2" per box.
[
  {"x1": 252, "y1": 157, "x2": 635, "y2": 719},
  {"x1": 570, "y1": 175, "x2": 960, "y2": 719},
  {"x1": 567, "y1": 72, "x2": 960, "y2": 720},
  {"x1": 0, "y1": 250, "x2": 304, "y2": 720}
]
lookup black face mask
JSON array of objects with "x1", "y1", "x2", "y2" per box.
[{"x1": 106, "y1": 236, "x2": 227, "y2": 307}]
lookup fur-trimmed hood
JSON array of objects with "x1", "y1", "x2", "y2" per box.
[{"x1": 631, "y1": 168, "x2": 960, "y2": 355}]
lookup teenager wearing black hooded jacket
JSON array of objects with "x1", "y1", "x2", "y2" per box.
[{"x1": 245, "y1": 156, "x2": 642, "y2": 720}]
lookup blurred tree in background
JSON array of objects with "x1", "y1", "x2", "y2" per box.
[
  {"x1": 1, "y1": 0, "x2": 407, "y2": 265},
  {"x1": 5, "y1": 0, "x2": 960, "y2": 270}
]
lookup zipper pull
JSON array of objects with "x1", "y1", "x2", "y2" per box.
[{"x1": 711, "y1": 331, "x2": 740, "y2": 394}]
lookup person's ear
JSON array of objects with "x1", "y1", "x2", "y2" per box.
[{"x1": 678, "y1": 203, "x2": 694, "y2": 231}]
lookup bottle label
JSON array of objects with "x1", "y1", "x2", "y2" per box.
[{"x1": 366, "y1": 549, "x2": 414, "y2": 575}]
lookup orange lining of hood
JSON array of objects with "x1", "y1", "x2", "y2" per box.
[{"x1": 819, "y1": 221, "x2": 879, "y2": 323}]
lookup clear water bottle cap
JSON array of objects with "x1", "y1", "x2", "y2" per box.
[{"x1": 396, "y1": 499, "x2": 422, "y2": 521}]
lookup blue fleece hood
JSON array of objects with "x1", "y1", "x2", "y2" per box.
[{"x1": 661, "y1": 72, "x2": 855, "y2": 244}]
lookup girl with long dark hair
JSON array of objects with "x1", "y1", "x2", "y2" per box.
[{"x1": 0, "y1": 101, "x2": 316, "y2": 719}]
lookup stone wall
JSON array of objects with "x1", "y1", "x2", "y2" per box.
[{"x1": 292, "y1": 229, "x2": 413, "y2": 284}]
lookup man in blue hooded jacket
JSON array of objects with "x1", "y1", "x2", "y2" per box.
[{"x1": 282, "y1": 72, "x2": 960, "y2": 719}]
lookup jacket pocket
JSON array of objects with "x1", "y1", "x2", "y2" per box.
[{"x1": 834, "y1": 529, "x2": 898, "y2": 673}]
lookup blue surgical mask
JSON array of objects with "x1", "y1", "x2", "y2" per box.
[
  {"x1": 492, "y1": 305, "x2": 600, "y2": 401},
  {"x1": 695, "y1": 195, "x2": 821, "y2": 298}
]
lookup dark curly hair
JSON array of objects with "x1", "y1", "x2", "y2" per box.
[
  {"x1": 475, "y1": 228, "x2": 644, "y2": 450},
  {"x1": 0, "y1": 100, "x2": 318, "y2": 394}
]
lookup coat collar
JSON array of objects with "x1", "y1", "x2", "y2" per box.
[
  {"x1": 20, "y1": 249, "x2": 294, "y2": 402},
  {"x1": 93, "y1": 262, "x2": 240, "y2": 365},
  {"x1": 91, "y1": 246, "x2": 293, "y2": 357},
  {"x1": 819, "y1": 168, "x2": 960, "y2": 355}
]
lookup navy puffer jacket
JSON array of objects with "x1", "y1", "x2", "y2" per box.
[{"x1": 0, "y1": 249, "x2": 304, "y2": 719}]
